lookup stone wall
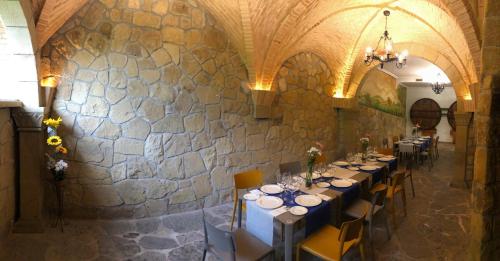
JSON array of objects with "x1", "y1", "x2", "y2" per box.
[
  {"x1": 356, "y1": 105, "x2": 405, "y2": 148},
  {"x1": 355, "y1": 69, "x2": 406, "y2": 148},
  {"x1": 0, "y1": 108, "x2": 16, "y2": 240},
  {"x1": 44, "y1": 0, "x2": 338, "y2": 218}
]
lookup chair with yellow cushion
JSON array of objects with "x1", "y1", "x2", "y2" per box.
[
  {"x1": 386, "y1": 171, "x2": 407, "y2": 229},
  {"x1": 230, "y1": 169, "x2": 263, "y2": 231},
  {"x1": 296, "y1": 215, "x2": 366, "y2": 261}
]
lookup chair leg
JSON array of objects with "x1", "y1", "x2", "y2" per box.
[
  {"x1": 368, "y1": 219, "x2": 373, "y2": 243},
  {"x1": 401, "y1": 190, "x2": 407, "y2": 217},
  {"x1": 230, "y1": 198, "x2": 237, "y2": 231},
  {"x1": 409, "y1": 173, "x2": 415, "y2": 198},
  {"x1": 202, "y1": 249, "x2": 207, "y2": 261},
  {"x1": 359, "y1": 242, "x2": 366, "y2": 261},
  {"x1": 390, "y1": 199, "x2": 397, "y2": 229},
  {"x1": 296, "y1": 244, "x2": 301, "y2": 261},
  {"x1": 383, "y1": 209, "x2": 391, "y2": 240}
]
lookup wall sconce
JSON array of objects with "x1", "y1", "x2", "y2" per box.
[
  {"x1": 251, "y1": 89, "x2": 276, "y2": 119},
  {"x1": 40, "y1": 75, "x2": 59, "y2": 88}
]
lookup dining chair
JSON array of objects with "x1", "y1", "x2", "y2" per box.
[
  {"x1": 382, "y1": 138, "x2": 389, "y2": 148},
  {"x1": 386, "y1": 171, "x2": 407, "y2": 229},
  {"x1": 403, "y1": 160, "x2": 416, "y2": 198},
  {"x1": 279, "y1": 161, "x2": 302, "y2": 174},
  {"x1": 296, "y1": 215, "x2": 366, "y2": 261},
  {"x1": 203, "y1": 210, "x2": 274, "y2": 261},
  {"x1": 344, "y1": 185, "x2": 390, "y2": 243},
  {"x1": 230, "y1": 169, "x2": 263, "y2": 230},
  {"x1": 377, "y1": 147, "x2": 393, "y2": 156},
  {"x1": 392, "y1": 135, "x2": 399, "y2": 143},
  {"x1": 419, "y1": 139, "x2": 434, "y2": 171}
]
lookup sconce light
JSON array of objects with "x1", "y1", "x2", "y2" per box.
[{"x1": 40, "y1": 75, "x2": 59, "y2": 88}]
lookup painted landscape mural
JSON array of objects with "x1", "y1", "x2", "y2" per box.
[{"x1": 357, "y1": 69, "x2": 406, "y2": 117}]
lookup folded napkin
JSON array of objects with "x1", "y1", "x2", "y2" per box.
[{"x1": 270, "y1": 206, "x2": 288, "y2": 216}]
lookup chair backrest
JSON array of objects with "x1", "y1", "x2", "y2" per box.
[
  {"x1": 382, "y1": 138, "x2": 389, "y2": 148},
  {"x1": 435, "y1": 136, "x2": 439, "y2": 148},
  {"x1": 392, "y1": 135, "x2": 399, "y2": 143},
  {"x1": 370, "y1": 185, "x2": 388, "y2": 207},
  {"x1": 378, "y1": 147, "x2": 393, "y2": 156},
  {"x1": 399, "y1": 143, "x2": 414, "y2": 153},
  {"x1": 279, "y1": 161, "x2": 302, "y2": 175},
  {"x1": 399, "y1": 134, "x2": 405, "y2": 140},
  {"x1": 234, "y1": 169, "x2": 263, "y2": 190},
  {"x1": 389, "y1": 171, "x2": 405, "y2": 196},
  {"x1": 315, "y1": 154, "x2": 326, "y2": 165},
  {"x1": 337, "y1": 215, "x2": 365, "y2": 254},
  {"x1": 203, "y1": 210, "x2": 236, "y2": 260}
]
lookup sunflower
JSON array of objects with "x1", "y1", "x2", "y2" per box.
[
  {"x1": 47, "y1": 136, "x2": 62, "y2": 146},
  {"x1": 55, "y1": 145, "x2": 68, "y2": 154},
  {"x1": 43, "y1": 117, "x2": 62, "y2": 128}
]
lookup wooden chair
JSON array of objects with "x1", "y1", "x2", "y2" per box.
[
  {"x1": 386, "y1": 171, "x2": 407, "y2": 229},
  {"x1": 296, "y1": 215, "x2": 366, "y2": 261},
  {"x1": 377, "y1": 147, "x2": 393, "y2": 156},
  {"x1": 404, "y1": 160, "x2": 416, "y2": 198},
  {"x1": 203, "y1": 211, "x2": 274, "y2": 261},
  {"x1": 382, "y1": 138, "x2": 389, "y2": 149},
  {"x1": 344, "y1": 185, "x2": 390, "y2": 243},
  {"x1": 279, "y1": 161, "x2": 302, "y2": 174},
  {"x1": 392, "y1": 135, "x2": 399, "y2": 143},
  {"x1": 419, "y1": 140, "x2": 434, "y2": 171},
  {"x1": 230, "y1": 169, "x2": 263, "y2": 230}
]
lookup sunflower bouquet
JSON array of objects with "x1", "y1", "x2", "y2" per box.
[{"x1": 43, "y1": 117, "x2": 68, "y2": 181}]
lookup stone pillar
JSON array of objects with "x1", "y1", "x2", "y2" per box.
[
  {"x1": 450, "y1": 112, "x2": 472, "y2": 188},
  {"x1": 11, "y1": 108, "x2": 44, "y2": 233},
  {"x1": 469, "y1": 0, "x2": 500, "y2": 259}
]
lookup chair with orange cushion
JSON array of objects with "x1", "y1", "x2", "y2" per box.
[
  {"x1": 377, "y1": 147, "x2": 393, "y2": 156},
  {"x1": 296, "y1": 215, "x2": 366, "y2": 261},
  {"x1": 386, "y1": 171, "x2": 407, "y2": 229},
  {"x1": 230, "y1": 169, "x2": 263, "y2": 231}
]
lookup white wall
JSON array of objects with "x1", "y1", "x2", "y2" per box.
[{"x1": 405, "y1": 86, "x2": 456, "y2": 142}]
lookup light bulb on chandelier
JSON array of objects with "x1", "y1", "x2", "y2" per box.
[{"x1": 363, "y1": 10, "x2": 408, "y2": 69}]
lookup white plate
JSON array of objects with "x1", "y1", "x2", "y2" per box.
[
  {"x1": 316, "y1": 182, "x2": 330, "y2": 188},
  {"x1": 368, "y1": 158, "x2": 377, "y2": 162},
  {"x1": 348, "y1": 166, "x2": 360, "y2": 171},
  {"x1": 331, "y1": 179, "x2": 353, "y2": 188},
  {"x1": 256, "y1": 196, "x2": 284, "y2": 209},
  {"x1": 289, "y1": 206, "x2": 308, "y2": 216},
  {"x1": 360, "y1": 165, "x2": 379, "y2": 171},
  {"x1": 300, "y1": 173, "x2": 321, "y2": 180},
  {"x1": 378, "y1": 157, "x2": 394, "y2": 162},
  {"x1": 260, "y1": 184, "x2": 284, "y2": 194},
  {"x1": 243, "y1": 193, "x2": 259, "y2": 201},
  {"x1": 321, "y1": 172, "x2": 334, "y2": 178},
  {"x1": 295, "y1": 195, "x2": 322, "y2": 207},
  {"x1": 333, "y1": 161, "x2": 349, "y2": 166}
]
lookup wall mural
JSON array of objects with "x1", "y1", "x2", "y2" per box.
[{"x1": 357, "y1": 69, "x2": 406, "y2": 117}]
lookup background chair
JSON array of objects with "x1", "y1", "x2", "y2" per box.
[
  {"x1": 230, "y1": 169, "x2": 263, "y2": 230},
  {"x1": 279, "y1": 161, "x2": 302, "y2": 174},
  {"x1": 403, "y1": 160, "x2": 416, "y2": 198},
  {"x1": 377, "y1": 147, "x2": 393, "y2": 156},
  {"x1": 344, "y1": 185, "x2": 390, "y2": 243},
  {"x1": 386, "y1": 171, "x2": 407, "y2": 229},
  {"x1": 296, "y1": 215, "x2": 366, "y2": 261},
  {"x1": 203, "y1": 211, "x2": 274, "y2": 261}
]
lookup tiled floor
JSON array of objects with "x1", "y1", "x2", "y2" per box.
[{"x1": 0, "y1": 143, "x2": 470, "y2": 260}]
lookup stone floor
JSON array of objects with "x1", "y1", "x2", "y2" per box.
[{"x1": 0, "y1": 143, "x2": 470, "y2": 261}]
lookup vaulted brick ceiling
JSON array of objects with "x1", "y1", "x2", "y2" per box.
[
  {"x1": 198, "y1": 0, "x2": 480, "y2": 99},
  {"x1": 32, "y1": 0, "x2": 480, "y2": 99}
]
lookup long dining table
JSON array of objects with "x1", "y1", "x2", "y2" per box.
[{"x1": 236, "y1": 156, "x2": 398, "y2": 261}]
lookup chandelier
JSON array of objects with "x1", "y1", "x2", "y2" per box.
[
  {"x1": 364, "y1": 10, "x2": 408, "y2": 69},
  {"x1": 431, "y1": 73, "x2": 446, "y2": 94}
]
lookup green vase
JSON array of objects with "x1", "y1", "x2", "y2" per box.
[{"x1": 306, "y1": 163, "x2": 314, "y2": 188}]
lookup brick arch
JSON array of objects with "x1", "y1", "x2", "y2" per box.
[{"x1": 346, "y1": 42, "x2": 470, "y2": 101}]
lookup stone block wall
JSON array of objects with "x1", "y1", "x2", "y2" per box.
[
  {"x1": 356, "y1": 105, "x2": 405, "y2": 148},
  {"x1": 43, "y1": 0, "x2": 338, "y2": 218},
  {"x1": 0, "y1": 108, "x2": 16, "y2": 240}
]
